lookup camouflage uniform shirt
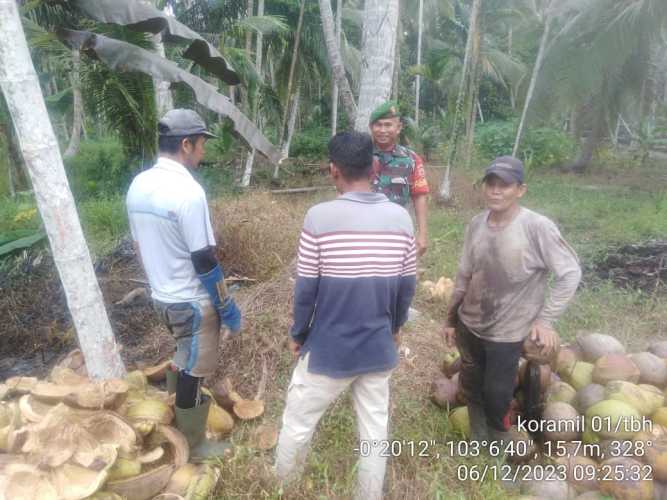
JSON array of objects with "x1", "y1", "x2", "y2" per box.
[{"x1": 371, "y1": 144, "x2": 430, "y2": 206}]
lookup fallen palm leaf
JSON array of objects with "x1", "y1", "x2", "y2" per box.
[{"x1": 105, "y1": 463, "x2": 175, "y2": 500}]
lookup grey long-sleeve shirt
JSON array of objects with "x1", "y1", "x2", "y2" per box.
[{"x1": 447, "y1": 207, "x2": 582, "y2": 342}]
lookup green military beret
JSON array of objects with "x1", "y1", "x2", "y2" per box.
[{"x1": 369, "y1": 100, "x2": 401, "y2": 124}]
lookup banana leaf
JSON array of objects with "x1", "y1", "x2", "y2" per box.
[
  {"x1": 0, "y1": 231, "x2": 46, "y2": 257},
  {"x1": 59, "y1": 29, "x2": 283, "y2": 165},
  {"x1": 72, "y1": 0, "x2": 239, "y2": 85}
]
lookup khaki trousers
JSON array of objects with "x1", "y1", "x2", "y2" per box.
[{"x1": 275, "y1": 353, "x2": 392, "y2": 500}]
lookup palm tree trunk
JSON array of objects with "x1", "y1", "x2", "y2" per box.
[
  {"x1": 320, "y1": 0, "x2": 357, "y2": 125},
  {"x1": 242, "y1": 0, "x2": 265, "y2": 188},
  {"x1": 440, "y1": 0, "x2": 481, "y2": 200},
  {"x1": 331, "y1": 0, "x2": 342, "y2": 136},
  {"x1": 415, "y1": 0, "x2": 423, "y2": 126},
  {"x1": 0, "y1": 0, "x2": 125, "y2": 379},
  {"x1": 568, "y1": 104, "x2": 605, "y2": 173},
  {"x1": 282, "y1": 88, "x2": 300, "y2": 158},
  {"x1": 512, "y1": 10, "x2": 553, "y2": 157},
  {"x1": 354, "y1": 0, "x2": 400, "y2": 131},
  {"x1": 274, "y1": 0, "x2": 306, "y2": 179},
  {"x1": 64, "y1": 49, "x2": 83, "y2": 159}
]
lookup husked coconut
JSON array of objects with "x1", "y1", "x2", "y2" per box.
[
  {"x1": 576, "y1": 384, "x2": 605, "y2": 413},
  {"x1": 592, "y1": 354, "x2": 640, "y2": 385},
  {"x1": 599, "y1": 457, "x2": 653, "y2": 500},
  {"x1": 545, "y1": 381, "x2": 577, "y2": 405},
  {"x1": 629, "y1": 352, "x2": 667, "y2": 387},
  {"x1": 556, "y1": 346, "x2": 580, "y2": 377},
  {"x1": 577, "y1": 333, "x2": 626, "y2": 362},
  {"x1": 649, "y1": 341, "x2": 667, "y2": 359},
  {"x1": 542, "y1": 402, "x2": 580, "y2": 441},
  {"x1": 430, "y1": 376, "x2": 459, "y2": 408}
]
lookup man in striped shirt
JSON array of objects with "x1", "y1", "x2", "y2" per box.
[{"x1": 275, "y1": 131, "x2": 417, "y2": 499}]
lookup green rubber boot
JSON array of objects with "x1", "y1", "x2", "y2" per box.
[
  {"x1": 174, "y1": 396, "x2": 232, "y2": 463},
  {"x1": 166, "y1": 367, "x2": 178, "y2": 395}
]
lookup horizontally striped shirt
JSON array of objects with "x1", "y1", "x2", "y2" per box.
[{"x1": 291, "y1": 191, "x2": 417, "y2": 377}]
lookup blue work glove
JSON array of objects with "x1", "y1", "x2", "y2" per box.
[{"x1": 219, "y1": 296, "x2": 242, "y2": 336}]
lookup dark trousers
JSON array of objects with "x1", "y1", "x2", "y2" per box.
[{"x1": 455, "y1": 323, "x2": 523, "y2": 432}]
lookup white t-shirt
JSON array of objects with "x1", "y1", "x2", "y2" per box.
[{"x1": 126, "y1": 157, "x2": 216, "y2": 303}]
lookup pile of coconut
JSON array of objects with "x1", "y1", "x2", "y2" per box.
[
  {"x1": 432, "y1": 333, "x2": 667, "y2": 500},
  {"x1": 0, "y1": 351, "x2": 276, "y2": 500}
]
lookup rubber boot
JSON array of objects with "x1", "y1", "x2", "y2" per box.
[
  {"x1": 166, "y1": 367, "x2": 178, "y2": 395},
  {"x1": 174, "y1": 396, "x2": 232, "y2": 462},
  {"x1": 467, "y1": 402, "x2": 489, "y2": 443}
]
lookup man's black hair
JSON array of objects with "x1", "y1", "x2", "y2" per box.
[
  {"x1": 328, "y1": 131, "x2": 373, "y2": 180},
  {"x1": 158, "y1": 134, "x2": 204, "y2": 154}
]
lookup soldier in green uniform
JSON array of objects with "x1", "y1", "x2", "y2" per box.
[{"x1": 369, "y1": 101, "x2": 430, "y2": 256}]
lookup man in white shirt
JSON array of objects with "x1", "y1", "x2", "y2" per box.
[{"x1": 126, "y1": 109, "x2": 241, "y2": 461}]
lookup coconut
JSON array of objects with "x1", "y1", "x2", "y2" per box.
[
  {"x1": 125, "y1": 371, "x2": 149, "y2": 392},
  {"x1": 50, "y1": 445, "x2": 117, "y2": 500},
  {"x1": 18, "y1": 394, "x2": 54, "y2": 423},
  {"x1": 233, "y1": 399, "x2": 265, "y2": 420},
  {"x1": 449, "y1": 406, "x2": 470, "y2": 438},
  {"x1": 592, "y1": 354, "x2": 640, "y2": 385},
  {"x1": 253, "y1": 424, "x2": 279, "y2": 451},
  {"x1": 151, "y1": 425, "x2": 189, "y2": 467},
  {"x1": 207, "y1": 404, "x2": 234, "y2": 435},
  {"x1": 521, "y1": 477, "x2": 573, "y2": 499},
  {"x1": 505, "y1": 426, "x2": 537, "y2": 463},
  {"x1": 557, "y1": 346, "x2": 581, "y2": 377},
  {"x1": 106, "y1": 464, "x2": 175, "y2": 500},
  {"x1": 441, "y1": 350, "x2": 461, "y2": 377},
  {"x1": 649, "y1": 341, "x2": 667, "y2": 359},
  {"x1": 165, "y1": 463, "x2": 199, "y2": 496},
  {"x1": 185, "y1": 464, "x2": 221, "y2": 500},
  {"x1": 629, "y1": 352, "x2": 667, "y2": 387},
  {"x1": 555, "y1": 455, "x2": 599, "y2": 493},
  {"x1": 132, "y1": 420, "x2": 155, "y2": 438},
  {"x1": 108, "y1": 458, "x2": 142, "y2": 481},
  {"x1": 638, "y1": 385, "x2": 665, "y2": 415},
  {"x1": 599, "y1": 457, "x2": 653, "y2": 500},
  {"x1": 546, "y1": 381, "x2": 577, "y2": 405},
  {"x1": 49, "y1": 366, "x2": 89, "y2": 386},
  {"x1": 652, "y1": 408, "x2": 667, "y2": 428},
  {"x1": 80, "y1": 412, "x2": 138, "y2": 457},
  {"x1": 605, "y1": 381, "x2": 656, "y2": 416},
  {"x1": 567, "y1": 362, "x2": 595, "y2": 391},
  {"x1": 142, "y1": 360, "x2": 172, "y2": 383},
  {"x1": 30, "y1": 382, "x2": 76, "y2": 404},
  {"x1": 523, "y1": 335, "x2": 560, "y2": 366},
  {"x1": 577, "y1": 333, "x2": 626, "y2": 362},
  {"x1": 137, "y1": 447, "x2": 164, "y2": 465},
  {"x1": 126, "y1": 399, "x2": 173, "y2": 424},
  {"x1": 585, "y1": 399, "x2": 641, "y2": 440},
  {"x1": 4, "y1": 464, "x2": 58, "y2": 500},
  {"x1": 582, "y1": 427, "x2": 600, "y2": 447},
  {"x1": 431, "y1": 376, "x2": 459, "y2": 409},
  {"x1": 542, "y1": 401, "x2": 580, "y2": 441},
  {"x1": 64, "y1": 380, "x2": 129, "y2": 410},
  {"x1": 576, "y1": 384, "x2": 605, "y2": 413},
  {"x1": 642, "y1": 436, "x2": 667, "y2": 481}
]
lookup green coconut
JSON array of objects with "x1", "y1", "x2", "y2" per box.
[
  {"x1": 642, "y1": 436, "x2": 667, "y2": 481},
  {"x1": 576, "y1": 384, "x2": 605, "y2": 414},
  {"x1": 592, "y1": 354, "x2": 640, "y2": 385},
  {"x1": 577, "y1": 333, "x2": 626, "y2": 362},
  {"x1": 545, "y1": 381, "x2": 577, "y2": 405},
  {"x1": 449, "y1": 407, "x2": 470, "y2": 439},
  {"x1": 585, "y1": 399, "x2": 641, "y2": 440},
  {"x1": 652, "y1": 407, "x2": 667, "y2": 428},
  {"x1": 556, "y1": 346, "x2": 580, "y2": 378},
  {"x1": 542, "y1": 401, "x2": 580, "y2": 441},
  {"x1": 441, "y1": 350, "x2": 461, "y2": 377},
  {"x1": 605, "y1": 381, "x2": 656, "y2": 416},
  {"x1": 638, "y1": 384, "x2": 665, "y2": 415},
  {"x1": 107, "y1": 458, "x2": 142, "y2": 481},
  {"x1": 568, "y1": 362, "x2": 595, "y2": 390},
  {"x1": 124, "y1": 371, "x2": 148, "y2": 392},
  {"x1": 630, "y1": 352, "x2": 667, "y2": 387}
]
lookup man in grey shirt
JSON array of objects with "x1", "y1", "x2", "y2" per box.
[{"x1": 442, "y1": 156, "x2": 581, "y2": 445}]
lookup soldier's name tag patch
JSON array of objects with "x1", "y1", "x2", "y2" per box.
[{"x1": 390, "y1": 177, "x2": 408, "y2": 185}]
